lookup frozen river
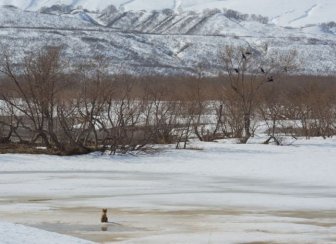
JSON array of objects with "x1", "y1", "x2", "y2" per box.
[{"x1": 0, "y1": 139, "x2": 336, "y2": 243}]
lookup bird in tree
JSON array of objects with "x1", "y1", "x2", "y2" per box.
[{"x1": 260, "y1": 67, "x2": 265, "y2": 73}]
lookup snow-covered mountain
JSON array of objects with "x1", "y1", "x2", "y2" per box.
[
  {"x1": 2, "y1": 0, "x2": 336, "y2": 27},
  {"x1": 0, "y1": 2, "x2": 335, "y2": 76}
]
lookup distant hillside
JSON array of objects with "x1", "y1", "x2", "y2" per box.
[{"x1": 2, "y1": 0, "x2": 336, "y2": 27}]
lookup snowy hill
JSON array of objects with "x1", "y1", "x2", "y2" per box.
[
  {"x1": 2, "y1": 0, "x2": 336, "y2": 27},
  {"x1": 0, "y1": 5, "x2": 336, "y2": 76},
  {"x1": 0, "y1": 2, "x2": 336, "y2": 76}
]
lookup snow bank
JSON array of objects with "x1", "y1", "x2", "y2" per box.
[
  {"x1": 0, "y1": 138, "x2": 336, "y2": 211},
  {"x1": 0, "y1": 221, "x2": 94, "y2": 244}
]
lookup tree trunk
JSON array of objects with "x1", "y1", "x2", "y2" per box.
[{"x1": 241, "y1": 113, "x2": 251, "y2": 144}]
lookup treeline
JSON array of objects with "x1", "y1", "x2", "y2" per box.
[{"x1": 0, "y1": 46, "x2": 335, "y2": 155}]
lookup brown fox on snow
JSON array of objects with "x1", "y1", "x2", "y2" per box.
[{"x1": 101, "y1": 209, "x2": 108, "y2": 223}]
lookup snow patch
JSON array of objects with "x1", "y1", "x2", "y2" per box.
[{"x1": 0, "y1": 221, "x2": 94, "y2": 244}]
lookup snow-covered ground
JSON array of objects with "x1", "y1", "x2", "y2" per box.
[
  {"x1": 0, "y1": 221, "x2": 94, "y2": 244},
  {"x1": 3, "y1": 0, "x2": 336, "y2": 27},
  {"x1": 0, "y1": 138, "x2": 336, "y2": 243}
]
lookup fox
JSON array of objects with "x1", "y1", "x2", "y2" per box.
[{"x1": 101, "y1": 208, "x2": 108, "y2": 223}]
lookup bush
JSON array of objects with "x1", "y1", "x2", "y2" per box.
[
  {"x1": 223, "y1": 9, "x2": 248, "y2": 21},
  {"x1": 320, "y1": 21, "x2": 336, "y2": 33}
]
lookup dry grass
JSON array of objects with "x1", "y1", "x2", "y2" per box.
[{"x1": 0, "y1": 143, "x2": 53, "y2": 155}]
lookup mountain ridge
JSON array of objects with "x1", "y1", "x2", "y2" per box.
[
  {"x1": 1, "y1": 5, "x2": 335, "y2": 76},
  {"x1": 2, "y1": 0, "x2": 336, "y2": 27}
]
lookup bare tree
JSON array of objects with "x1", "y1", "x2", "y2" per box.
[
  {"x1": 220, "y1": 44, "x2": 297, "y2": 143},
  {"x1": 0, "y1": 46, "x2": 67, "y2": 150},
  {"x1": 259, "y1": 84, "x2": 286, "y2": 145}
]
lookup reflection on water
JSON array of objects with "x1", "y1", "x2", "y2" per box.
[{"x1": 32, "y1": 222, "x2": 139, "y2": 234}]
